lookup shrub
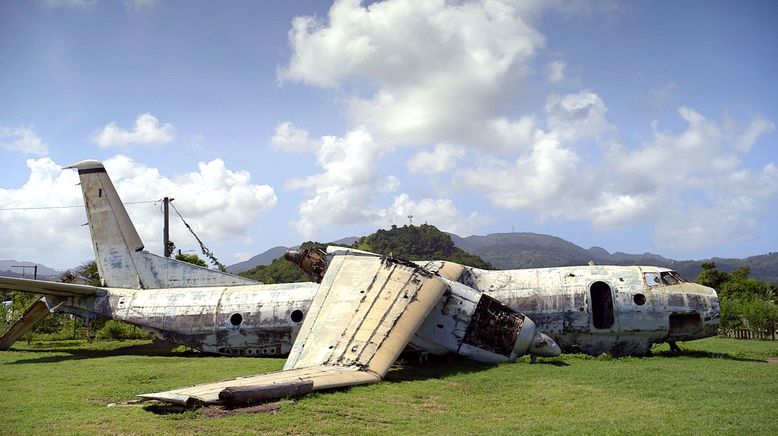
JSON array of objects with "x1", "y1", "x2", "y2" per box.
[{"x1": 95, "y1": 320, "x2": 153, "y2": 340}]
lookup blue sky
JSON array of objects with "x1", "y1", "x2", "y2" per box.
[{"x1": 1, "y1": 0, "x2": 776, "y2": 270}]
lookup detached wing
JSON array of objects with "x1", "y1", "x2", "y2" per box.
[
  {"x1": 0, "y1": 276, "x2": 103, "y2": 297},
  {"x1": 139, "y1": 250, "x2": 448, "y2": 406}
]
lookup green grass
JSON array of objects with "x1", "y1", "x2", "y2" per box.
[{"x1": 1, "y1": 337, "x2": 776, "y2": 435}]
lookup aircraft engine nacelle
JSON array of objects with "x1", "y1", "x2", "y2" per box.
[{"x1": 411, "y1": 280, "x2": 561, "y2": 363}]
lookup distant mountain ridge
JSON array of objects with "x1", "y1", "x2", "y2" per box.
[
  {"x1": 0, "y1": 260, "x2": 61, "y2": 279},
  {"x1": 451, "y1": 232, "x2": 778, "y2": 284},
  {"x1": 229, "y1": 231, "x2": 777, "y2": 285},
  {"x1": 226, "y1": 237, "x2": 359, "y2": 273}
]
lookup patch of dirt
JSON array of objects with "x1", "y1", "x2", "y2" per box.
[
  {"x1": 202, "y1": 401, "x2": 285, "y2": 418},
  {"x1": 766, "y1": 358, "x2": 778, "y2": 365}
]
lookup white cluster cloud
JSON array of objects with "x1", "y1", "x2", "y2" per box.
[
  {"x1": 277, "y1": 123, "x2": 481, "y2": 238},
  {"x1": 91, "y1": 113, "x2": 175, "y2": 148},
  {"x1": 545, "y1": 90, "x2": 613, "y2": 142},
  {"x1": 462, "y1": 97, "x2": 777, "y2": 249},
  {"x1": 0, "y1": 158, "x2": 86, "y2": 268},
  {"x1": 407, "y1": 144, "x2": 466, "y2": 175},
  {"x1": 462, "y1": 134, "x2": 580, "y2": 210},
  {"x1": 375, "y1": 194, "x2": 487, "y2": 236},
  {"x1": 0, "y1": 156, "x2": 277, "y2": 269},
  {"x1": 270, "y1": 122, "x2": 319, "y2": 153},
  {"x1": 0, "y1": 126, "x2": 48, "y2": 156},
  {"x1": 284, "y1": 127, "x2": 396, "y2": 237},
  {"x1": 276, "y1": 0, "x2": 777, "y2": 253},
  {"x1": 281, "y1": 0, "x2": 546, "y2": 146}
]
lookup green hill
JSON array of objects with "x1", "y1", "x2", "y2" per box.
[
  {"x1": 239, "y1": 225, "x2": 492, "y2": 283},
  {"x1": 353, "y1": 224, "x2": 492, "y2": 269}
]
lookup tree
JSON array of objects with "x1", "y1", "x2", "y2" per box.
[
  {"x1": 239, "y1": 256, "x2": 310, "y2": 284},
  {"x1": 697, "y1": 262, "x2": 778, "y2": 339},
  {"x1": 695, "y1": 262, "x2": 730, "y2": 289},
  {"x1": 175, "y1": 252, "x2": 208, "y2": 268}
]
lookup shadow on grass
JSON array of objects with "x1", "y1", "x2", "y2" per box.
[
  {"x1": 384, "y1": 354, "x2": 568, "y2": 384},
  {"x1": 650, "y1": 349, "x2": 767, "y2": 363},
  {"x1": 4, "y1": 340, "x2": 213, "y2": 364}
]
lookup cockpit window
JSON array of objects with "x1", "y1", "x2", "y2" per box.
[
  {"x1": 644, "y1": 272, "x2": 661, "y2": 287},
  {"x1": 645, "y1": 270, "x2": 689, "y2": 287},
  {"x1": 669, "y1": 271, "x2": 688, "y2": 283},
  {"x1": 661, "y1": 272, "x2": 678, "y2": 285}
]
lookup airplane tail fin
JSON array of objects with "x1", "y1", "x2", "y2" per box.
[{"x1": 66, "y1": 160, "x2": 258, "y2": 289}]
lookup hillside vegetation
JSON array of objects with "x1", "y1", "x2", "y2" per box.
[
  {"x1": 239, "y1": 225, "x2": 492, "y2": 283},
  {"x1": 353, "y1": 224, "x2": 492, "y2": 269}
]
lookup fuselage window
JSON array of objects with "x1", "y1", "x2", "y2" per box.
[
  {"x1": 644, "y1": 272, "x2": 661, "y2": 287},
  {"x1": 590, "y1": 281, "x2": 615, "y2": 329}
]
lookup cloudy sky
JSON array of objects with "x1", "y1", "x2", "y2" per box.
[{"x1": 1, "y1": 0, "x2": 776, "y2": 270}]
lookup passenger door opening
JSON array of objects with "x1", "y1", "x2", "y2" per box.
[{"x1": 590, "y1": 281, "x2": 614, "y2": 329}]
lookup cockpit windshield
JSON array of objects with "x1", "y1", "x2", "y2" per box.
[{"x1": 644, "y1": 271, "x2": 688, "y2": 287}]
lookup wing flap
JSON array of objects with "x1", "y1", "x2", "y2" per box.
[
  {"x1": 0, "y1": 276, "x2": 103, "y2": 297},
  {"x1": 140, "y1": 250, "x2": 448, "y2": 406},
  {"x1": 284, "y1": 251, "x2": 447, "y2": 376}
]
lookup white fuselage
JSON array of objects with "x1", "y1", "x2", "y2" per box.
[{"x1": 60, "y1": 264, "x2": 718, "y2": 357}]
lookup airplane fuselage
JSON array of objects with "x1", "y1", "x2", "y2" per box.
[
  {"x1": 56, "y1": 263, "x2": 718, "y2": 357},
  {"x1": 61, "y1": 282, "x2": 317, "y2": 356},
  {"x1": 463, "y1": 264, "x2": 719, "y2": 355}
]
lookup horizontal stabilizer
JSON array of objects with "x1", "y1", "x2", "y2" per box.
[{"x1": 0, "y1": 276, "x2": 104, "y2": 298}]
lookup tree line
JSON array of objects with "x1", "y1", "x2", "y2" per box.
[{"x1": 695, "y1": 262, "x2": 778, "y2": 339}]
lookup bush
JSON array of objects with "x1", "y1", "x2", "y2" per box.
[{"x1": 95, "y1": 320, "x2": 153, "y2": 340}]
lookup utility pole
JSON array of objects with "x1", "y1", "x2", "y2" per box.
[
  {"x1": 163, "y1": 197, "x2": 175, "y2": 257},
  {"x1": 11, "y1": 265, "x2": 37, "y2": 280},
  {"x1": 407, "y1": 215, "x2": 413, "y2": 226}
]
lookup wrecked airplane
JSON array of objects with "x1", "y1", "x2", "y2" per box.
[
  {"x1": 0, "y1": 159, "x2": 719, "y2": 406},
  {"x1": 0, "y1": 159, "x2": 560, "y2": 405},
  {"x1": 419, "y1": 261, "x2": 719, "y2": 356}
]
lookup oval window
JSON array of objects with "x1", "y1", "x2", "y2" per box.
[
  {"x1": 633, "y1": 293, "x2": 646, "y2": 306},
  {"x1": 291, "y1": 309, "x2": 304, "y2": 323},
  {"x1": 230, "y1": 313, "x2": 243, "y2": 326}
]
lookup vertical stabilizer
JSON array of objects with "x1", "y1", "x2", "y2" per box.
[
  {"x1": 66, "y1": 160, "x2": 259, "y2": 289},
  {"x1": 67, "y1": 160, "x2": 144, "y2": 288}
]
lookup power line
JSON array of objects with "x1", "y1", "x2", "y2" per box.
[{"x1": 0, "y1": 200, "x2": 160, "y2": 211}]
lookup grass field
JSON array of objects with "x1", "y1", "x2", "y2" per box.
[{"x1": 1, "y1": 337, "x2": 776, "y2": 435}]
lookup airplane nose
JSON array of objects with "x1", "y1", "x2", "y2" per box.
[{"x1": 529, "y1": 332, "x2": 561, "y2": 357}]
